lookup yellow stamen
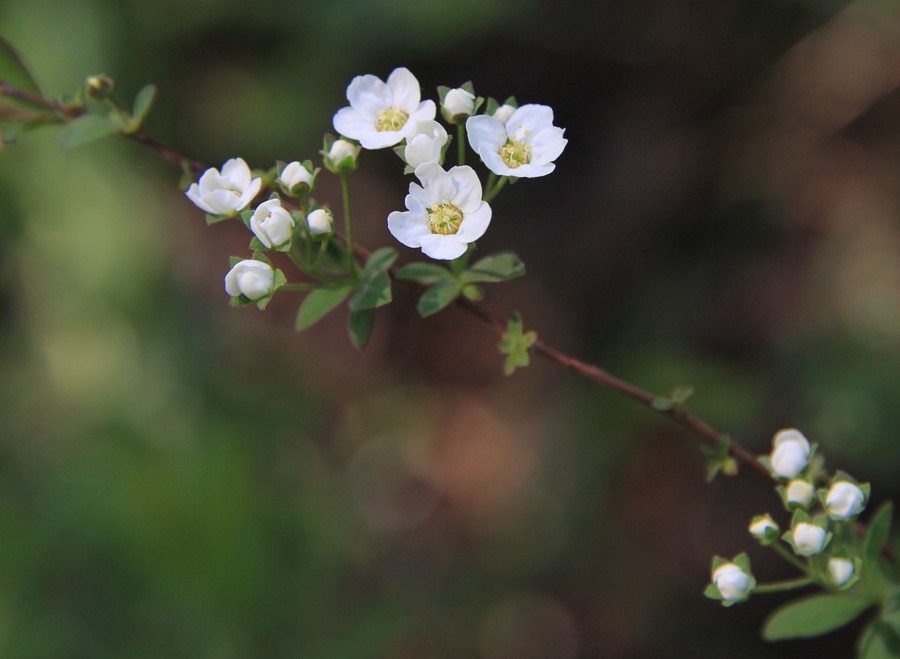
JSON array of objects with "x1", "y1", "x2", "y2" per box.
[
  {"x1": 499, "y1": 138, "x2": 532, "y2": 169},
  {"x1": 376, "y1": 108, "x2": 409, "y2": 132},
  {"x1": 427, "y1": 203, "x2": 463, "y2": 235}
]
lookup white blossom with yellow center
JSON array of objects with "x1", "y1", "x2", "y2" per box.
[
  {"x1": 466, "y1": 104, "x2": 567, "y2": 178},
  {"x1": 186, "y1": 158, "x2": 261, "y2": 216},
  {"x1": 387, "y1": 163, "x2": 492, "y2": 260},
  {"x1": 333, "y1": 67, "x2": 436, "y2": 150}
]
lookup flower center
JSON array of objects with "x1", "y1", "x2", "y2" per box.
[
  {"x1": 499, "y1": 138, "x2": 532, "y2": 169},
  {"x1": 376, "y1": 108, "x2": 409, "y2": 132},
  {"x1": 427, "y1": 203, "x2": 463, "y2": 235}
]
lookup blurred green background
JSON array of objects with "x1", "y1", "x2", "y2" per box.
[{"x1": 1, "y1": 0, "x2": 900, "y2": 657}]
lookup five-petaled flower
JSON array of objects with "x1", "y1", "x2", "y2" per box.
[
  {"x1": 387, "y1": 163, "x2": 491, "y2": 260},
  {"x1": 225, "y1": 259, "x2": 275, "y2": 301},
  {"x1": 333, "y1": 67, "x2": 436, "y2": 150},
  {"x1": 466, "y1": 104, "x2": 567, "y2": 178},
  {"x1": 186, "y1": 158, "x2": 262, "y2": 216}
]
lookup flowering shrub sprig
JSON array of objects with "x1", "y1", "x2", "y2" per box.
[{"x1": 2, "y1": 48, "x2": 897, "y2": 657}]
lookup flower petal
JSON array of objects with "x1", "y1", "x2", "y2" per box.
[
  {"x1": 358, "y1": 128, "x2": 406, "y2": 150},
  {"x1": 221, "y1": 158, "x2": 251, "y2": 188},
  {"x1": 507, "y1": 104, "x2": 554, "y2": 137},
  {"x1": 346, "y1": 74, "x2": 391, "y2": 119},
  {"x1": 418, "y1": 234, "x2": 467, "y2": 260},
  {"x1": 388, "y1": 210, "x2": 430, "y2": 247},
  {"x1": 402, "y1": 101, "x2": 437, "y2": 139},
  {"x1": 186, "y1": 184, "x2": 215, "y2": 214},
  {"x1": 446, "y1": 165, "x2": 483, "y2": 213},
  {"x1": 386, "y1": 67, "x2": 421, "y2": 113},
  {"x1": 530, "y1": 127, "x2": 567, "y2": 165},
  {"x1": 466, "y1": 115, "x2": 505, "y2": 155},
  {"x1": 236, "y1": 177, "x2": 262, "y2": 211},
  {"x1": 456, "y1": 202, "x2": 491, "y2": 242},
  {"x1": 333, "y1": 107, "x2": 371, "y2": 141},
  {"x1": 414, "y1": 163, "x2": 456, "y2": 206}
]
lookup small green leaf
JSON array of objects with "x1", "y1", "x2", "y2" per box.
[
  {"x1": 864, "y1": 502, "x2": 893, "y2": 571},
  {"x1": 498, "y1": 312, "x2": 537, "y2": 375},
  {"x1": 365, "y1": 246, "x2": 397, "y2": 273},
  {"x1": 349, "y1": 308, "x2": 375, "y2": 349},
  {"x1": 395, "y1": 262, "x2": 453, "y2": 284},
  {"x1": 762, "y1": 594, "x2": 873, "y2": 641},
  {"x1": 0, "y1": 36, "x2": 41, "y2": 96},
  {"x1": 349, "y1": 271, "x2": 392, "y2": 311},
  {"x1": 130, "y1": 84, "x2": 156, "y2": 125},
  {"x1": 462, "y1": 252, "x2": 526, "y2": 283},
  {"x1": 417, "y1": 279, "x2": 462, "y2": 317},
  {"x1": 59, "y1": 114, "x2": 120, "y2": 149},
  {"x1": 652, "y1": 385, "x2": 695, "y2": 411},
  {"x1": 295, "y1": 286, "x2": 352, "y2": 331},
  {"x1": 859, "y1": 622, "x2": 900, "y2": 659}
]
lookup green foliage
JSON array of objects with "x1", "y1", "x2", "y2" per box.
[
  {"x1": 461, "y1": 252, "x2": 526, "y2": 283},
  {"x1": 348, "y1": 308, "x2": 375, "y2": 348},
  {"x1": 296, "y1": 286, "x2": 353, "y2": 331},
  {"x1": 762, "y1": 594, "x2": 874, "y2": 640},
  {"x1": 651, "y1": 385, "x2": 695, "y2": 411},
  {"x1": 700, "y1": 434, "x2": 737, "y2": 482},
  {"x1": 348, "y1": 248, "x2": 396, "y2": 311},
  {"x1": 859, "y1": 622, "x2": 900, "y2": 659},
  {"x1": 0, "y1": 35, "x2": 41, "y2": 96},
  {"x1": 127, "y1": 84, "x2": 156, "y2": 132},
  {"x1": 498, "y1": 312, "x2": 537, "y2": 375},
  {"x1": 417, "y1": 279, "x2": 461, "y2": 317},
  {"x1": 395, "y1": 262, "x2": 452, "y2": 284},
  {"x1": 59, "y1": 114, "x2": 121, "y2": 149},
  {"x1": 864, "y1": 502, "x2": 894, "y2": 583}
]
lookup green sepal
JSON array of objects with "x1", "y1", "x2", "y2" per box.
[
  {"x1": 392, "y1": 144, "x2": 407, "y2": 162},
  {"x1": 651, "y1": 385, "x2": 695, "y2": 411},
  {"x1": 485, "y1": 97, "x2": 500, "y2": 115},
  {"x1": 228, "y1": 295, "x2": 253, "y2": 308},
  {"x1": 249, "y1": 237, "x2": 268, "y2": 252},
  {"x1": 206, "y1": 212, "x2": 232, "y2": 225},
  {"x1": 762, "y1": 593, "x2": 873, "y2": 641},
  {"x1": 498, "y1": 312, "x2": 537, "y2": 376},
  {"x1": 59, "y1": 113, "x2": 120, "y2": 149},
  {"x1": 700, "y1": 434, "x2": 737, "y2": 482},
  {"x1": 254, "y1": 267, "x2": 286, "y2": 310},
  {"x1": 349, "y1": 308, "x2": 375, "y2": 349},
  {"x1": 0, "y1": 36, "x2": 42, "y2": 97},
  {"x1": 395, "y1": 262, "x2": 453, "y2": 284},
  {"x1": 462, "y1": 284, "x2": 483, "y2": 301},
  {"x1": 462, "y1": 252, "x2": 526, "y2": 283},
  {"x1": 295, "y1": 286, "x2": 353, "y2": 331},
  {"x1": 705, "y1": 553, "x2": 755, "y2": 607},
  {"x1": 417, "y1": 279, "x2": 462, "y2": 317}
]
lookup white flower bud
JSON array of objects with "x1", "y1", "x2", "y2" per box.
[
  {"x1": 825, "y1": 482, "x2": 866, "y2": 521},
  {"x1": 770, "y1": 428, "x2": 810, "y2": 479},
  {"x1": 492, "y1": 103, "x2": 516, "y2": 124},
  {"x1": 785, "y1": 480, "x2": 816, "y2": 508},
  {"x1": 279, "y1": 161, "x2": 314, "y2": 192},
  {"x1": 792, "y1": 522, "x2": 827, "y2": 556},
  {"x1": 224, "y1": 259, "x2": 275, "y2": 301},
  {"x1": 749, "y1": 514, "x2": 779, "y2": 542},
  {"x1": 249, "y1": 199, "x2": 295, "y2": 249},
  {"x1": 443, "y1": 88, "x2": 476, "y2": 117},
  {"x1": 306, "y1": 208, "x2": 334, "y2": 236},
  {"x1": 403, "y1": 120, "x2": 449, "y2": 168},
  {"x1": 712, "y1": 563, "x2": 751, "y2": 601},
  {"x1": 326, "y1": 139, "x2": 360, "y2": 169},
  {"x1": 827, "y1": 557, "x2": 855, "y2": 586}
]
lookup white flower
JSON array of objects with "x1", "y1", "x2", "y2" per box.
[
  {"x1": 403, "y1": 120, "x2": 448, "y2": 168},
  {"x1": 443, "y1": 87, "x2": 476, "y2": 117},
  {"x1": 785, "y1": 480, "x2": 816, "y2": 508},
  {"x1": 224, "y1": 259, "x2": 275, "y2": 301},
  {"x1": 325, "y1": 139, "x2": 360, "y2": 170},
  {"x1": 186, "y1": 158, "x2": 262, "y2": 216},
  {"x1": 250, "y1": 199, "x2": 295, "y2": 249},
  {"x1": 825, "y1": 482, "x2": 866, "y2": 521},
  {"x1": 492, "y1": 103, "x2": 516, "y2": 124},
  {"x1": 792, "y1": 522, "x2": 827, "y2": 556},
  {"x1": 279, "y1": 161, "x2": 314, "y2": 192},
  {"x1": 712, "y1": 563, "x2": 752, "y2": 601},
  {"x1": 466, "y1": 104, "x2": 567, "y2": 178},
  {"x1": 306, "y1": 208, "x2": 334, "y2": 236},
  {"x1": 333, "y1": 67, "x2": 436, "y2": 150},
  {"x1": 827, "y1": 558, "x2": 855, "y2": 586},
  {"x1": 770, "y1": 428, "x2": 811, "y2": 479},
  {"x1": 749, "y1": 514, "x2": 779, "y2": 542},
  {"x1": 387, "y1": 163, "x2": 491, "y2": 261}
]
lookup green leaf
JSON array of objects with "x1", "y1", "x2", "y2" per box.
[
  {"x1": 295, "y1": 286, "x2": 353, "y2": 331},
  {"x1": 349, "y1": 308, "x2": 375, "y2": 349},
  {"x1": 652, "y1": 385, "x2": 695, "y2": 411},
  {"x1": 864, "y1": 502, "x2": 894, "y2": 572},
  {"x1": 349, "y1": 271, "x2": 391, "y2": 311},
  {"x1": 762, "y1": 594, "x2": 873, "y2": 641},
  {"x1": 59, "y1": 114, "x2": 120, "y2": 149},
  {"x1": 859, "y1": 622, "x2": 900, "y2": 659},
  {"x1": 130, "y1": 84, "x2": 156, "y2": 125},
  {"x1": 0, "y1": 36, "x2": 41, "y2": 96},
  {"x1": 365, "y1": 246, "x2": 397, "y2": 273},
  {"x1": 395, "y1": 262, "x2": 453, "y2": 284},
  {"x1": 498, "y1": 312, "x2": 537, "y2": 375},
  {"x1": 417, "y1": 279, "x2": 462, "y2": 317},
  {"x1": 462, "y1": 252, "x2": 526, "y2": 283}
]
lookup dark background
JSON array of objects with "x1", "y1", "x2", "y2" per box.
[{"x1": 1, "y1": 0, "x2": 899, "y2": 656}]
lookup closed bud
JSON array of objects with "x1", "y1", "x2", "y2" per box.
[
  {"x1": 785, "y1": 480, "x2": 815, "y2": 509},
  {"x1": 825, "y1": 481, "x2": 866, "y2": 521},
  {"x1": 279, "y1": 161, "x2": 315, "y2": 195},
  {"x1": 86, "y1": 74, "x2": 115, "y2": 100},
  {"x1": 492, "y1": 103, "x2": 516, "y2": 124},
  {"x1": 442, "y1": 87, "x2": 476, "y2": 121},
  {"x1": 827, "y1": 557, "x2": 855, "y2": 587},
  {"x1": 224, "y1": 259, "x2": 275, "y2": 301},
  {"x1": 306, "y1": 208, "x2": 334, "y2": 236},
  {"x1": 792, "y1": 522, "x2": 827, "y2": 556},
  {"x1": 325, "y1": 139, "x2": 360, "y2": 173},
  {"x1": 748, "y1": 514, "x2": 780, "y2": 544},
  {"x1": 712, "y1": 563, "x2": 752, "y2": 601},
  {"x1": 769, "y1": 428, "x2": 810, "y2": 479},
  {"x1": 250, "y1": 199, "x2": 295, "y2": 249}
]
